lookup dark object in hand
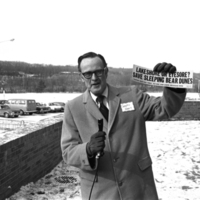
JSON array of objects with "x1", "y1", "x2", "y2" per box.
[
  {"x1": 86, "y1": 131, "x2": 106, "y2": 157},
  {"x1": 154, "y1": 62, "x2": 186, "y2": 93}
]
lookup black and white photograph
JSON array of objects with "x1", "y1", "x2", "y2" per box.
[{"x1": 0, "y1": 1, "x2": 200, "y2": 200}]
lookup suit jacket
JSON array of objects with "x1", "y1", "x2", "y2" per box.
[{"x1": 61, "y1": 85, "x2": 186, "y2": 200}]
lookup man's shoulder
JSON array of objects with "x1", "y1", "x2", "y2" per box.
[
  {"x1": 67, "y1": 93, "x2": 84, "y2": 107},
  {"x1": 109, "y1": 85, "x2": 138, "y2": 95}
]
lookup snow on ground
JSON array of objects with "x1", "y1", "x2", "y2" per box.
[
  {"x1": 6, "y1": 162, "x2": 81, "y2": 200},
  {"x1": 2, "y1": 92, "x2": 199, "y2": 199},
  {"x1": 1, "y1": 92, "x2": 200, "y2": 103},
  {"x1": 147, "y1": 121, "x2": 200, "y2": 200},
  {"x1": 0, "y1": 92, "x2": 81, "y2": 104},
  {"x1": 6, "y1": 121, "x2": 200, "y2": 200}
]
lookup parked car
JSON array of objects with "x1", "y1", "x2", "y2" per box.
[
  {"x1": 0, "y1": 105, "x2": 20, "y2": 118},
  {"x1": 5, "y1": 99, "x2": 36, "y2": 115},
  {"x1": 50, "y1": 102, "x2": 65, "y2": 112},
  {"x1": 0, "y1": 100, "x2": 9, "y2": 105},
  {"x1": 36, "y1": 102, "x2": 50, "y2": 114},
  {"x1": 47, "y1": 102, "x2": 64, "y2": 112}
]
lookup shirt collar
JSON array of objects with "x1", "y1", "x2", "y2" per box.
[{"x1": 90, "y1": 85, "x2": 108, "y2": 103}]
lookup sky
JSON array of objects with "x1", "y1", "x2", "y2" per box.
[{"x1": 0, "y1": 0, "x2": 200, "y2": 72}]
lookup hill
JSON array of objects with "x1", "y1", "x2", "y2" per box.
[{"x1": 0, "y1": 60, "x2": 199, "y2": 93}]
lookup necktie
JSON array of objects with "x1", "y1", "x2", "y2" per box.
[{"x1": 96, "y1": 95, "x2": 109, "y2": 121}]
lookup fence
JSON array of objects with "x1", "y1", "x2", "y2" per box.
[
  {"x1": 0, "y1": 114, "x2": 63, "y2": 133},
  {"x1": 0, "y1": 119, "x2": 26, "y2": 131}
]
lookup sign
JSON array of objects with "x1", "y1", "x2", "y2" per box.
[{"x1": 133, "y1": 65, "x2": 193, "y2": 88}]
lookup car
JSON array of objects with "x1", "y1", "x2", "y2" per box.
[
  {"x1": 0, "y1": 105, "x2": 20, "y2": 118},
  {"x1": 50, "y1": 102, "x2": 66, "y2": 112},
  {"x1": 5, "y1": 99, "x2": 36, "y2": 115},
  {"x1": 36, "y1": 102, "x2": 51, "y2": 114},
  {"x1": 0, "y1": 100, "x2": 9, "y2": 105},
  {"x1": 47, "y1": 102, "x2": 64, "y2": 112}
]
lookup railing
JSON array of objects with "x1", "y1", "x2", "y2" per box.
[
  {"x1": 0, "y1": 114, "x2": 63, "y2": 132},
  {"x1": 0, "y1": 119, "x2": 26, "y2": 131}
]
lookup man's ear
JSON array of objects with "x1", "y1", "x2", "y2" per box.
[
  {"x1": 104, "y1": 67, "x2": 109, "y2": 77},
  {"x1": 105, "y1": 67, "x2": 109, "y2": 75}
]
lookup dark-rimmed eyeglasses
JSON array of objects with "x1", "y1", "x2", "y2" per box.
[{"x1": 81, "y1": 68, "x2": 105, "y2": 79}]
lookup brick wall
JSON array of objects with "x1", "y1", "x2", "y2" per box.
[
  {"x1": 0, "y1": 121, "x2": 63, "y2": 200},
  {"x1": 171, "y1": 101, "x2": 200, "y2": 120}
]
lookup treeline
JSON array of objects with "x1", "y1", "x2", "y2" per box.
[
  {"x1": 0, "y1": 60, "x2": 199, "y2": 93},
  {"x1": 0, "y1": 60, "x2": 75, "y2": 77}
]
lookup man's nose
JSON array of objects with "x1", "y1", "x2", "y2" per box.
[{"x1": 91, "y1": 72, "x2": 98, "y2": 80}]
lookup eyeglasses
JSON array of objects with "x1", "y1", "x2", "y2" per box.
[{"x1": 81, "y1": 68, "x2": 105, "y2": 79}]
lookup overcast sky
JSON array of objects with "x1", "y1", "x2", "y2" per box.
[{"x1": 0, "y1": 0, "x2": 200, "y2": 72}]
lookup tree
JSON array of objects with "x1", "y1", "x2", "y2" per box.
[{"x1": 36, "y1": 79, "x2": 46, "y2": 92}]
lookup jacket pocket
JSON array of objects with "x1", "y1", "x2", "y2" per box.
[{"x1": 138, "y1": 156, "x2": 152, "y2": 171}]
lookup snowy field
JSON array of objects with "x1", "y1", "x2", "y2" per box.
[
  {"x1": 2, "y1": 92, "x2": 200, "y2": 200},
  {"x1": 1, "y1": 92, "x2": 200, "y2": 103},
  {"x1": 0, "y1": 92, "x2": 81, "y2": 104},
  {"x1": 6, "y1": 121, "x2": 200, "y2": 200}
]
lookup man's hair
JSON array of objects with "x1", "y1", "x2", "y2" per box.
[{"x1": 77, "y1": 52, "x2": 107, "y2": 72}]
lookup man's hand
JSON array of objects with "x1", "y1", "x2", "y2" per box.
[
  {"x1": 154, "y1": 62, "x2": 186, "y2": 93},
  {"x1": 86, "y1": 131, "x2": 106, "y2": 157},
  {"x1": 153, "y1": 62, "x2": 176, "y2": 73}
]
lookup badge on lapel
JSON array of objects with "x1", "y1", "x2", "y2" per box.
[{"x1": 121, "y1": 102, "x2": 135, "y2": 112}]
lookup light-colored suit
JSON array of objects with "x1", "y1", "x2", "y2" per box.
[{"x1": 61, "y1": 85, "x2": 186, "y2": 200}]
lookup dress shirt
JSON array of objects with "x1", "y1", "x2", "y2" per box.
[{"x1": 90, "y1": 86, "x2": 109, "y2": 110}]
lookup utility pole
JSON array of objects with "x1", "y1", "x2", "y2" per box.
[{"x1": 0, "y1": 38, "x2": 15, "y2": 98}]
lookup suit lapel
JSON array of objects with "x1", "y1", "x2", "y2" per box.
[
  {"x1": 82, "y1": 85, "x2": 122, "y2": 132},
  {"x1": 107, "y1": 85, "x2": 120, "y2": 134},
  {"x1": 83, "y1": 90, "x2": 106, "y2": 123}
]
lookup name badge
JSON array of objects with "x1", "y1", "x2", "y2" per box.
[{"x1": 121, "y1": 102, "x2": 135, "y2": 112}]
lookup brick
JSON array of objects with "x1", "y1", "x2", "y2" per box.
[{"x1": 1, "y1": 120, "x2": 63, "y2": 199}]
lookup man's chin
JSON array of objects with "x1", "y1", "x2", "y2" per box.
[{"x1": 90, "y1": 85, "x2": 102, "y2": 95}]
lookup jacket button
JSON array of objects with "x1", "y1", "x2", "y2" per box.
[
  {"x1": 113, "y1": 157, "x2": 119, "y2": 162},
  {"x1": 118, "y1": 181, "x2": 123, "y2": 186}
]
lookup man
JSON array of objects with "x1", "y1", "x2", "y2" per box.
[{"x1": 61, "y1": 52, "x2": 186, "y2": 200}]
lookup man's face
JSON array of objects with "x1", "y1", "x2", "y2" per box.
[{"x1": 80, "y1": 57, "x2": 108, "y2": 96}]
